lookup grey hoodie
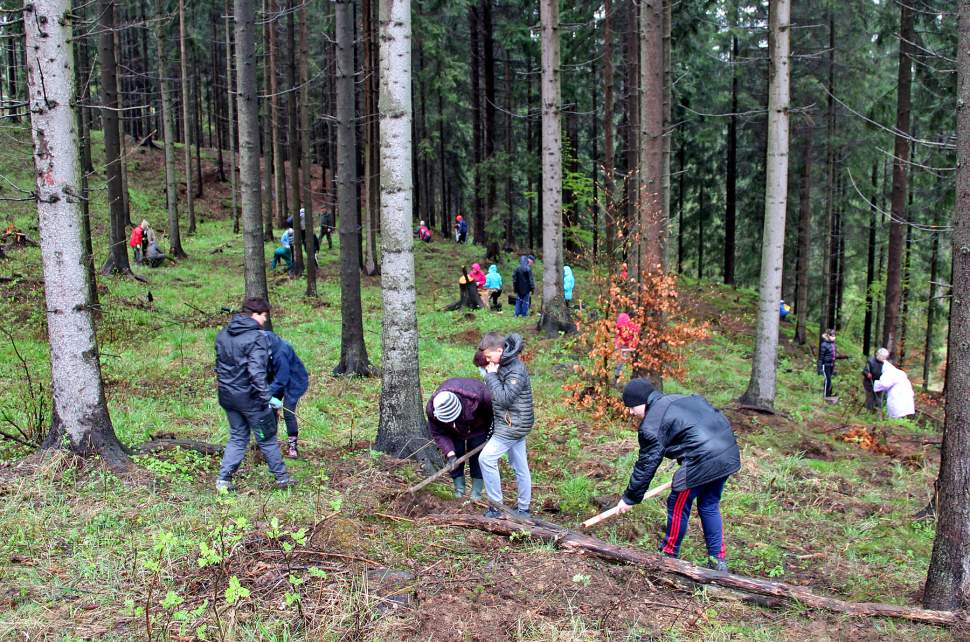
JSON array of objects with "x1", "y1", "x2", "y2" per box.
[{"x1": 484, "y1": 333, "x2": 534, "y2": 440}]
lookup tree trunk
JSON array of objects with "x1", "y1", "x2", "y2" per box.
[
  {"x1": 333, "y1": 0, "x2": 373, "y2": 376},
  {"x1": 724, "y1": 8, "x2": 738, "y2": 285},
  {"x1": 602, "y1": 0, "x2": 615, "y2": 267},
  {"x1": 739, "y1": 0, "x2": 789, "y2": 411},
  {"x1": 505, "y1": 58, "x2": 515, "y2": 251},
  {"x1": 676, "y1": 135, "x2": 685, "y2": 274},
  {"x1": 98, "y1": 0, "x2": 131, "y2": 274},
  {"x1": 26, "y1": 0, "x2": 132, "y2": 471},
  {"x1": 882, "y1": 2, "x2": 914, "y2": 357},
  {"x1": 482, "y1": 0, "x2": 496, "y2": 247},
  {"x1": 862, "y1": 162, "x2": 878, "y2": 356},
  {"x1": 361, "y1": 0, "x2": 379, "y2": 275},
  {"x1": 922, "y1": 217, "x2": 940, "y2": 391},
  {"x1": 794, "y1": 134, "x2": 811, "y2": 345},
  {"x1": 234, "y1": 0, "x2": 269, "y2": 305},
  {"x1": 269, "y1": 1, "x2": 287, "y2": 228},
  {"x1": 287, "y1": 0, "x2": 304, "y2": 277},
  {"x1": 72, "y1": 4, "x2": 100, "y2": 303},
  {"x1": 179, "y1": 0, "x2": 196, "y2": 234},
  {"x1": 819, "y1": 10, "x2": 835, "y2": 336},
  {"x1": 623, "y1": 0, "x2": 638, "y2": 259},
  {"x1": 899, "y1": 222, "x2": 913, "y2": 366},
  {"x1": 226, "y1": 3, "x2": 240, "y2": 234},
  {"x1": 193, "y1": 55, "x2": 204, "y2": 198},
  {"x1": 538, "y1": 0, "x2": 575, "y2": 337},
  {"x1": 923, "y1": 2, "x2": 970, "y2": 609},
  {"x1": 156, "y1": 9, "x2": 186, "y2": 258},
  {"x1": 260, "y1": 0, "x2": 274, "y2": 240},
  {"x1": 469, "y1": 6, "x2": 484, "y2": 244},
  {"x1": 661, "y1": 0, "x2": 671, "y2": 271},
  {"x1": 114, "y1": 28, "x2": 131, "y2": 224},
  {"x1": 696, "y1": 184, "x2": 705, "y2": 280},
  {"x1": 637, "y1": 0, "x2": 664, "y2": 275},
  {"x1": 374, "y1": 0, "x2": 439, "y2": 472},
  {"x1": 299, "y1": 0, "x2": 316, "y2": 295}
]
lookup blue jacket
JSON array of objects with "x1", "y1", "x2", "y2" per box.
[
  {"x1": 563, "y1": 266, "x2": 575, "y2": 300},
  {"x1": 265, "y1": 332, "x2": 309, "y2": 401},
  {"x1": 484, "y1": 265, "x2": 503, "y2": 289}
]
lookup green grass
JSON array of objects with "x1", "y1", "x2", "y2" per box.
[{"x1": 0, "y1": 126, "x2": 953, "y2": 640}]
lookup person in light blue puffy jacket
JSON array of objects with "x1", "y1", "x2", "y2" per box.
[
  {"x1": 484, "y1": 264, "x2": 503, "y2": 310},
  {"x1": 563, "y1": 266, "x2": 575, "y2": 304}
]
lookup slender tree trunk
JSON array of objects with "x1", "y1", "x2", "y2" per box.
[
  {"x1": 98, "y1": 0, "x2": 131, "y2": 274},
  {"x1": 114, "y1": 28, "x2": 131, "y2": 224},
  {"x1": 333, "y1": 0, "x2": 372, "y2": 376},
  {"x1": 261, "y1": 0, "x2": 274, "y2": 240},
  {"x1": 269, "y1": 1, "x2": 287, "y2": 228},
  {"x1": 212, "y1": 16, "x2": 226, "y2": 180},
  {"x1": 862, "y1": 162, "x2": 878, "y2": 356},
  {"x1": 661, "y1": 0, "x2": 671, "y2": 271},
  {"x1": 724, "y1": 8, "x2": 738, "y2": 285},
  {"x1": 156, "y1": 10, "x2": 186, "y2": 258},
  {"x1": 676, "y1": 135, "x2": 685, "y2": 274},
  {"x1": 883, "y1": 2, "x2": 914, "y2": 357},
  {"x1": 637, "y1": 0, "x2": 664, "y2": 274},
  {"x1": 287, "y1": 0, "x2": 304, "y2": 276},
  {"x1": 538, "y1": 0, "x2": 575, "y2": 337},
  {"x1": 819, "y1": 10, "x2": 835, "y2": 335},
  {"x1": 923, "y1": 3, "x2": 970, "y2": 608},
  {"x1": 794, "y1": 134, "x2": 811, "y2": 345},
  {"x1": 527, "y1": 63, "x2": 535, "y2": 250},
  {"x1": 299, "y1": 0, "x2": 316, "y2": 295},
  {"x1": 179, "y1": 0, "x2": 196, "y2": 234},
  {"x1": 72, "y1": 4, "x2": 99, "y2": 303},
  {"x1": 603, "y1": 0, "x2": 615, "y2": 267},
  {"x1": 361, "y1": 0, "x2": 379, "y2": 275},
  {"x1": 26, "y1": 0, "x2": 132, "y2": 471},
  {"x1": 505, "y1": 58, "x2": 515, "y2": 250},
  {"x1": 623, "y1": 0, "x2": 638, "y2": 260},
  {"x1": 739, "y1": 0, "x2": 789, "y2": 410},
  {"x1": 234, "y1": 0, "x2": 269, "y2": 305},
  {"x1": 226, "y1": 3, "x2": 240, "y2": 233},
  {"x1": 193, "y1": 55, "x2": 204, "y2": 198},
  {"x1": 482, "y1": 0, "x2": 496, "y2": 247},
  {"x1": 922, "y1": 217, "x2": 940, "y2": 391},
  {"x1": 469, "y1": 6, "x2": 484, "y2": 243},
  {"x1": 374, "y1": 0, "x2": 439, "y2": 471},
  {"x1": 696, "y1": 183, "x2": 705, "y2": 280},
  {"x1": 899, "y1": 222, "x2": 913, "y2": 365}
]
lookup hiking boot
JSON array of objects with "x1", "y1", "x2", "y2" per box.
[
  {"x1": 215, "y1": 479, "x2": 236, "y2": 493},
  {"x1": 470, "y1": 478, "x2": 484, "y2": 501},
  {"x1": 275, "y1": 477, "x2": 297, "y2": 490},
  {"x1": 286, "y1": 437, "x2": 299, "y2": 459},
  {"x1": 453, "y1": 477, "x2": 466, "y2": 498},
  {"x1": 707, "y1": 556, "x2": 728, "y2": 573},
  {"x1": 514, "y1": 508, "x2": 531, "y2": 518},
  {"x1": 483, "y1": 508, "x2": 502, "y2": 519}
]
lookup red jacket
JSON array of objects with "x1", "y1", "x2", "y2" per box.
[
  {"x1": 129, "y1": 225, "x2": 144, "y2": 248},
  {"x1": 426, "y1": 378, "x2": 493, "y2": 454}
]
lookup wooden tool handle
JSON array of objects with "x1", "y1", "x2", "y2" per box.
[{"x1": 581, "y1": 480, "x2": 673, "y2": 529}]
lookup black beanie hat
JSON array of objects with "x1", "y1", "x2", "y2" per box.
[{"x1": 622, "y1": 378, "x2": 656, "y2": 407}]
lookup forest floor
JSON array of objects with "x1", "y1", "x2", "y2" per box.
[{"x1": 0, "y1": 129, "x2": 955, "y2": 641}]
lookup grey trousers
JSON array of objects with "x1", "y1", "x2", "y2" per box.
[{"x1": 218, "y1": 405, "x2": 288, "y2": 481}]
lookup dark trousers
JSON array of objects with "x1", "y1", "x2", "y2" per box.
[
  {"x1": 862, "y1": 376, "x2": 883, "y2": 411},
  {"x1": 281, "y1": 395, "x2": 301, "y2": 438},
  {"x1": 821, "y1": 364, "x2": 834, "y2": 397},
  {"x1": 489, "y1": 290, "x2": 501, "y2": 309},
  {"x1": 661, "y1": 475, "x2": 728, "y2": 560},
  {"x1": 450, "y1": 433, "x2": 488, "y2": 480}
]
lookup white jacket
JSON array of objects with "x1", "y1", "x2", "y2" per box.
[{"x1": 873, "y1": 361, "x2": 915, "y2": 419}]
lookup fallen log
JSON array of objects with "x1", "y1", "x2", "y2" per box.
[
  {"x1": 425, "y1": 512, "x2": 963, "y2": 627},
  {"x1": 404, "y1": 443, "x2": 487, "y2": 495},
  {"x1": 133, "y1": 439, "x2": 224, "y2": 456}
]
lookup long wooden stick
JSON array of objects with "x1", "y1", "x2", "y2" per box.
[
  {"x1": 426, "y1": 512, "x2": 963, "y2": 627},
  {"x1": 405, "y1": 443, "x2": 487, "y2": 494},
  {"x1": 582, "y1": 480, "x2": 672, "y2": 528}
]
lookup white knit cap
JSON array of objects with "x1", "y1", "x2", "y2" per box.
[{"x1": 432, "y1": 391, "x2": 462, "y2": 423}]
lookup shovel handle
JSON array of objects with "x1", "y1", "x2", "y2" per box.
[{"x1": 581, "y1": 480, "x2": 673, "y2": 529}]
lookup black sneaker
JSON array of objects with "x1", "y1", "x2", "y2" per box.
[
  {"x1": 483, "y1": 508, "x2": 502, "y2": 518},
  {"x1": 514, "y1": 509, "x2": 531, "y2": 518},
  {"x1": 275, "y1": 477, "x2": 297, "y2": 490},
  {"x1": 707, "y1": 556, "x2": 728, "y2": 572}
]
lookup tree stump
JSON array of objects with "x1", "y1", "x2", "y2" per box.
[{"x1": 444, "y1": 268, "x2": 485, "y2": 311}]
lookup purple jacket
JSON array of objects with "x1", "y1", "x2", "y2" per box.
[{"x1": 426, "y1": 378, "x2": 494, "y2": 455}]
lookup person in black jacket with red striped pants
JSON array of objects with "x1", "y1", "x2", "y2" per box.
[{"x1": 614, "y1": 379, "x2": 741, "y2": 572}]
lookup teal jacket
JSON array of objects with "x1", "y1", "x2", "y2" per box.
[{"x1": 484, "y1": 265, "x2": 503, "y2": 289}]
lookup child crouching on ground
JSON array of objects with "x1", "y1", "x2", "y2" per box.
[{"x1": 479, "y1": 332, "x2": 534, "y2": 517}]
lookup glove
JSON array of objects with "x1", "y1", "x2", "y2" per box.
[{"x1": 269, "y1": 397, "x2": 283, "y2": 410}]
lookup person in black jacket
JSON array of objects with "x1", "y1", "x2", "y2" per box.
[
  {"x1": 817, "y1": 329, "x2": 837, "y2": 399},
  {"x1": 614, "y1": 378, "x2": 741, "y2": 572},
  {"x1": 512, "y1": 256, "x2": 535, "y2": 317},
  {"x1": 214, "y1": 298, "x2": 294, "y2": 492},
  {"x1": 862, "y1": 347, "x2": 888, "y2": 411}
]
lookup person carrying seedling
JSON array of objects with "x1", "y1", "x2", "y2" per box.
[
  {"x1": 613, "y1": 378, "x2": 741, "y2": 572},
  {"x1": 426, "y1": 378, "x2": 494, "y2": 499},
  {"x1": 479, "y1": 332, "x2": 534, "y2": 517},
  {"x1": 214, "y1": 298, "x2": 295, "y2": 491},
  {"x1": 265, "y1": 331, "x2": 310, "y2": 458}
]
